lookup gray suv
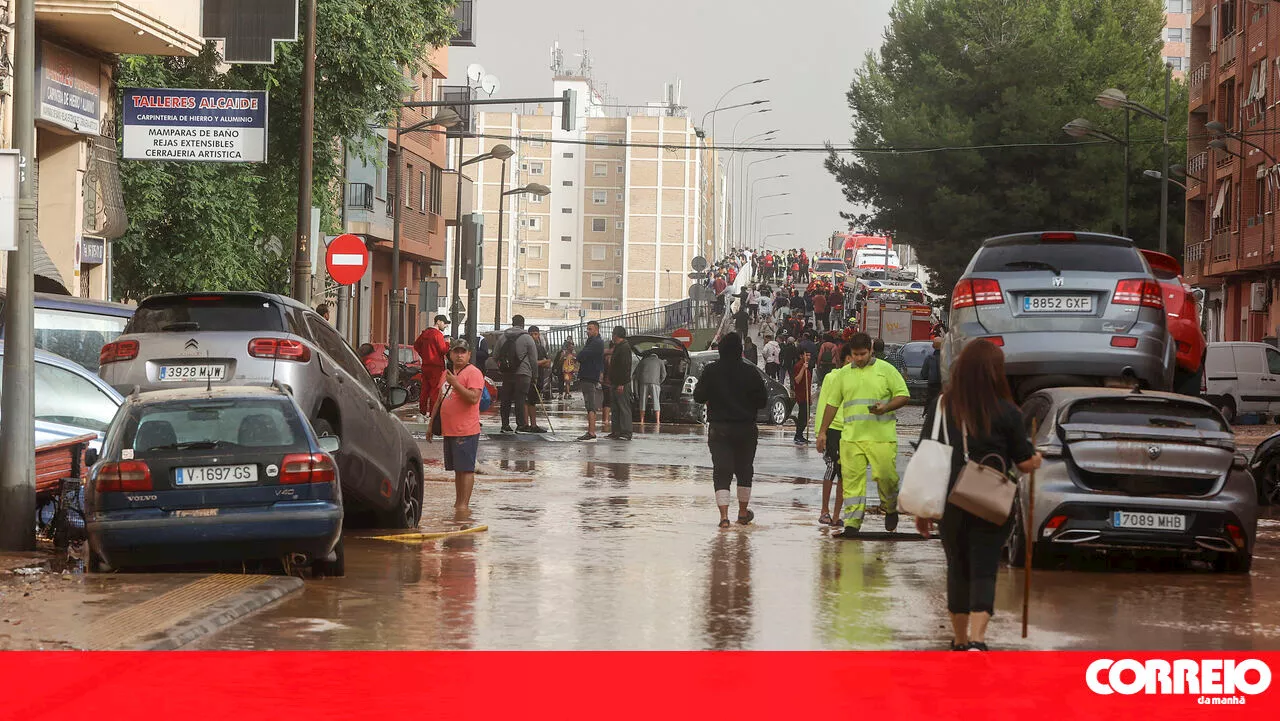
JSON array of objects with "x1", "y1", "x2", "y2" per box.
[
  {"x1": 98, "y1": 292, "x2": 423, "y2": 528},
  {"x1": 942, "y1": 232, "x2": 1174, "y2": 399}
]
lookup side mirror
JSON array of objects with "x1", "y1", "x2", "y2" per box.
[
  {"x1": 317, "y1": 435, "x2": 340, "y2": 454},
  {"x1": 84, "y1": 448, "x2": 99, "y2": 467},
  {"x1": 386, "y1": 386, "x2": 410, "y2": 409}
]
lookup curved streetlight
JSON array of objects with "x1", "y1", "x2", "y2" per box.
[
  {"x1": 739, "y1": 152, "x2": 785, "y2": 242},
  {"x1": 451, "y1": 143, "x2": 515, "y2": 346},
  {"x1": 723, "y1": 110, "x2": 773, "y2": 243},
  {"x1": 493, "y1": 179, "x2": 550, "y2": 331},
  {"x1": 1096, "y1": 84, "x2": 1172, "y2": 249},
  {"x1": 756, "y1": 212, "x2": 793, "y2": 248},
  {"x1": 387, "y1": 108, "x2": 462, "y2": 387},
  {"x1": 1171, "y1": 163, "x2": 1205, "y2": 183},
  {"x1": 701, "y1": 78, "x2": 769, "y2": 256},
  {"x1": 748, "y1": 173, "x2": 789, "y2": 245},
  {"x1": 1143, "y1": 169, "x2": 1187, "y2": 192},
  {"x1": 761, "y1": 232, "x2": 794, "y2": 250}
]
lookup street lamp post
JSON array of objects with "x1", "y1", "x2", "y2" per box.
[
  {"x1": 1096, "y1": 76, "x2": 1172, "y2": 252},
  {"x1": 723, "y1": 112, "x2": 772, "y2": 244},
  {"x1": 704, "y1": 78, "x2": 768, "y2": 258},
  {"x1": 761, "y1": 232, "x2": 794, "y2": 250},
  {"x1": 1064, "y1": 117, "x2": 1130, "y2": 236},
  {"x1": 741, "y1": 153, "x2": 784, "y2": 244},
  {"x1": 1143, "y1": 169, "x2": 1188, "y2": 192},
  {"x1": 494, "y1": 180, "x2": 550, "y2": 331},
  {"x1": 388, "y1": 108, "x2": 461, "y2": 389},
  {"x1": 748, "y1": 174, "x2": 789, "y2": 245},
  {"x1": 733, "y1": 133, "x2": 780, "y2": 246},
  {"x1": 453, "y1": 143, "x2": 515, "y2": 349},
  {"x1": 755, "y1": 212, "x2": 793, "y2": 247}
]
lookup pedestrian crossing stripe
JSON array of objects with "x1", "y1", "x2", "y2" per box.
[{"x1": 369, "y1": 525, "x2": 489, "y2": 543}]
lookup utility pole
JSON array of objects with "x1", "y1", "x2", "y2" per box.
[
  {"x1": 388, "y1": 110, "x2": 406, "y2": 389},
  {"x1": 291, "y1": 0, "x2": 317, "y2": 304},
  {"x1": 1160, "y1": 63, "x2": 1171, "y2": 255},
  {"x1": 0, "y1": 0, "x2": 37, "y2": 550}
]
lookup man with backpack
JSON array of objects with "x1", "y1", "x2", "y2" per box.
[{"x1": 498, "y1": 315, "x2": 539, "y2": 434}]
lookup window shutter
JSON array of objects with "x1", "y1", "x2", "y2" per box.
[
  {"x1": 1246, "y1": 65, "x2": 1259, "y2": 107},
  {"x1": 1211, "y1": 4, "x2": 1219, "y2": 52},
  {"x1": 1260, "y1": 59, "x2": 1269, "y2": 104},
  {"x1": 1213, "y1": 179, "x2": 1230, "y2": 219}
]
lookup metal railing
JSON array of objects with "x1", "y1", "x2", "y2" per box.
[
  {"x1": 1220, "y1": 32, "x2": 1241, "y2": 70},
  {"x1": 1188, "y1": 150, "x2": 1209, "y2": 182},
  {"x1": 1211, "y1": 229, "x2": 1233, "y2": 261},
  {"x1": 542, "y1": 299, "x2": 715, "y2": 351},
  {"x1": 346, "y1": 182, "x2": 374, "y2": 211},
  {"x1": 1189, "y1": 63, "x2": 1210, "y2": 106}
]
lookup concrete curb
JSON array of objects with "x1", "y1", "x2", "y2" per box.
[{"x1": 134, "y1": 576, "x2": 304, "y2": 650}]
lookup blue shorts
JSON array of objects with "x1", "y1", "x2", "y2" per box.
[{"x1": 443, "y1": 434, "x2": 480, "y2": 473}]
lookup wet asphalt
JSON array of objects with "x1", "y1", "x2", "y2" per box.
[{"x1": 186, "y1": 399, "x2": 1280, "y2": 651}]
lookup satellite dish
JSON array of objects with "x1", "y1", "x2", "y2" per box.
[
  {"x1": 691, "y1": 255, "x2": 708, "y2": 272},
  {"x1": 481, "y1": 74, "x2": 501, "y2": 97},
  {"x1": 466, "y1": 63, "x2": 486, "y2": 85}
]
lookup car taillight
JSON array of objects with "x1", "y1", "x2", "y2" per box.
[
  {"x1": 99, "y1": 340, "x2": 139, "y2": 366},
  {"x1": 1040, "y1": 232, "x2": 1077, "y2": 242},
  {"x1": 1111, "y1": 336, "x2": 1139, "y2": 348},
  {"x1": 984, "y1": 336, "x2": 1004, "y2": 347},
  {"x1": 96, "y1": 461, "x2": 152, "y2": 492},
  {"x1": 280, "y1": 453, "x2": 336, "y2": 485},
  {"x1": 248, "y1": 338, "x2": 312, "y2": 363},
  {"x1": 1043, "y1": 515, "x2": 1068, "y2": 538},
  {"x1": 1113, "y1": 279, "x2": 1163, "y2": 309},
  {"x1": 951, "y1": 279, "x2": 1003, "y2": 309}
]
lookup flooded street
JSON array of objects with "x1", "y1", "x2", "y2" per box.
[{"x1": 196, "y1": 405, "x2": 1280, "y2": 651}]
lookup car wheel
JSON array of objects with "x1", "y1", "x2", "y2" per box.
[
  {"x1": 1217, "y1": 396, "x2": 1237, "y2": 424},
  {"x1": 86, "y1": 541, "x2": 109, "y2": 573},
  {"x1": 382, "y1": 463, "x2": 421, "y2": 529},
  {"x1": 311, "y1": 536, "x2": 345, "y2": 578},
  {"x1": 1259, "y1": 458, "x2": 1280, "y2": 506},
  {"x1": 313, "y1": 417, "x2": 337, "y2": 440},
  {"x1": 1005, "y1": 509, "x2": 1028, "y2": 568},
  {"x1": 769, "y1": 399, "x2": 788, "y2": 425},
  {"x1": 1213, "y1": 552, "x2": 1252, "y2": 573}
]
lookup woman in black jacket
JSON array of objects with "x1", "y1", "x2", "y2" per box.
[{"x1": 916, "y1": 339, "x2": 1041, "y2": 651}]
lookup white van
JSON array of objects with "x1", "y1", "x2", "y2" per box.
[{"x1": 1202, "y1": 342, "x2": 1280, "y2": 422}]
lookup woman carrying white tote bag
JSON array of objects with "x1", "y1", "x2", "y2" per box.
[{"x1": 898, "y1": 396, "x2": 951, "y2": 520}]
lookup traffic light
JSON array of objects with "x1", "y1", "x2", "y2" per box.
[{"x1": 461, "y1": 212, "x2": 484, "y2": 289}]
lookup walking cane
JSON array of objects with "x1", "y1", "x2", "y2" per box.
[
  {"x1": 532, "y1": 380, "x2": 557, "y2": 435},
  {"x1": 1022, "y1": 421, "x2": 1037, "y2": 639}
]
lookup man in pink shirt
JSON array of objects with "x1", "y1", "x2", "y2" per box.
[{"x1": 427, "y1": 338, "x2": 485, "y2": 513}]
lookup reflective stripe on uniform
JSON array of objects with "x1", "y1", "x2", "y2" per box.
[{"x1": 845, "y1": 413, "x2": 897, "y2": 423}]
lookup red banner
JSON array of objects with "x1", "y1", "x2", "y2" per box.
[{"x1": 1, "y1": 652, "x2": 1274, "y2": 720}]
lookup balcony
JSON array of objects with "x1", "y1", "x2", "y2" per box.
[
  {"x1": 1189, "y1": 63, "x2": 1211, "y2": 110},
  {"x1": 450, "y1": 0, "x2": 475, "y2": 47},
  {"x1": 1184, "y1": 241, "x2": 1206, "y2": 282},
  {"x1": 36, "y1": 1, "x2": 204, "y2": 56},
  {"x1": 1220, "y1": 32, "x2": 1241, "y2": 71},
  {"x1": 346, "y1": 183, "x2": 374, "y2": 212},
  {"x1": 1211, "y1": 228, "x2": 1233, "y2": 261}
]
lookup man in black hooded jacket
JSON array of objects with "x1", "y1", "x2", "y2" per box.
[{"x1": 693, "y1": 332, "x2": 767, "y2": 528}]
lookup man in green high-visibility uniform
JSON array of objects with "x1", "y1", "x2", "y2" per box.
[{"x1": 817, "y1": 332, "x2": 910, "y2": 538}]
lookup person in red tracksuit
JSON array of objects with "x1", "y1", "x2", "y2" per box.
[{"x1": 413, "y1": 314, "x2": 452, "y2": 416}]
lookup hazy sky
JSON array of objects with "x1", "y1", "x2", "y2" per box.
[{"x1": 452, "y1": 0, "x2": 896, "y2": 254}]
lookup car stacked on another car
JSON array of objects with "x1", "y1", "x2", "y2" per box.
[
  {"x1": 0, "y1": 290, "x2": 135, "y2": 373},
  {"x1": 97, "y1": 292, "x2": 422, "y2": 528},
  {"x1": 1013, "y1": 388, "x2": 1256, "y2": 572},
  {"x1": 85, "y1": 385, "x2": 344, "y2": 576},
  {"x1": 943, "y1": 232, "x2": 1175, "y2": 401}
]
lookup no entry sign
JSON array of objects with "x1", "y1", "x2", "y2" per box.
[
  {"x1": 672, "y1": 328, "x2": 693, "y2": 348},
  {"x1": 325, "y1": 234, "x2": 369, "y2": 285}
]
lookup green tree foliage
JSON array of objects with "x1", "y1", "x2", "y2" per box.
[
  {"x1": 113, "y1": 0, "x2": 456, "y2": 300},
  {"x1": 827, "y1": 0, "x2": 1188, "y2": 296}
]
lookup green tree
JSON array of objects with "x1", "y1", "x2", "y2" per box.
[
  {"x1": 827, "y1": 0, "x2": 1187, "y2": 297},
  {"x1": 113, "y1": 0, "x2": 456, "y2": 301}
]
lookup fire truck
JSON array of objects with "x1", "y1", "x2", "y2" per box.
[
  {"x1": 833, "y1": 233, "x2": 900, "y2": 272},
  {"x1": 845, "y1": 273, "x2": 934, "y2": 343}
]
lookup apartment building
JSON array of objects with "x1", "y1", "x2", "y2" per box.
[
  {"x1": 1183, "y1": 0, "x2": 1280, "y2": 342},
  {"x1": 458, "y1": 75, "x2": 725, "y2": 329},
  {"x1": 1166, "y1": 0, "x2": 1193, "y2": 78},
  {"x1": 0, "y1": 1, "x2": 204, "y2": 299}
]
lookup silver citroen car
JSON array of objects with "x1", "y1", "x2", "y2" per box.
[
  {"x1": 1010, "y1": 387, "x2": 1256, "y2": 572},
  {"x1": 98, "y1": 292, "x2": 422, "y2": 528}
]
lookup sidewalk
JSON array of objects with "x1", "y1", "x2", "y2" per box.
[{"x1": 0, "y1": 548, "x2": 301, "y2": 650}]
